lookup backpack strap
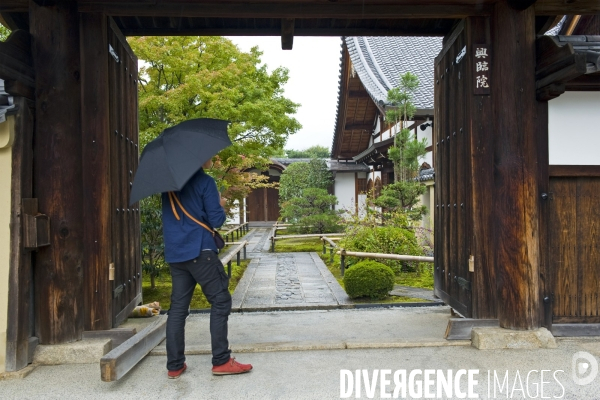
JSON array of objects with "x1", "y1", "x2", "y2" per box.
[{"x1": 168, "y1": 191, "x2": 216, "y2": 237}]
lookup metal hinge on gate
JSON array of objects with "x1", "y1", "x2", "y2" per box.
[
  {"x1": 113, "y1": 284, "x2": 124, "y2": 298},
  {"x1": 454, "y1": 276, "x2": 472, "y2": 291},
  {"x1": 109, "y1": 44, "x2": 120, "y2": 63}
]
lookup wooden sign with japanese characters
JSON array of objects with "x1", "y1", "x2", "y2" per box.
[{"x1": 473, "y1": 44, "x2": 490, "y2": 95}]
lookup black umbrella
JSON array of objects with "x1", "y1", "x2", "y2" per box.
[{"x1": 129, "y1": 118, "x2": 231, "y2": 205}]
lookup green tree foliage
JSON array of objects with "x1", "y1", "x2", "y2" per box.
[
  {"x1": 339, "y1": 211, "x2": 424, "y2": 273},
  {"x1": 376, "y1": 72, "x2": 428, "y2": 221},
  {"x1": 0, "y1": 24, "x2": 11, "y2": 41},
  {"x1": 128, "y1": 36, "x2": 301, "y2": 275},
  {"x1": 285, "y1": 145, "x2": 330, "y2": 158},
  {"x1": 279, "y1": 158, "x2": 332, "y2": 204},
  {"x1": 140, "y1": 194, "x2": 166, "y2": 289},
  {"x1": 129, "y1": 36, "x2": 301, "y2": 156},
  {"x1": 343, "y1": 260, "x2": 395, "y2": 300},
  {"x1": 280, "y1": 188, "x2": 340, "y2": 234},
  {"x1": 129, "y1": 36, "x2": 301, "y2": 205}
]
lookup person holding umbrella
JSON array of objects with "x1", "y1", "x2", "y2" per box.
[{"x1": 129, "y1": 118, "x2": 252, "y2": 379}]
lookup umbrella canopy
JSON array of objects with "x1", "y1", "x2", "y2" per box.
[{"x1": 129, "y1": 118, "x2": 231, "y2": 205}]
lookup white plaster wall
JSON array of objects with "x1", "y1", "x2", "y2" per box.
[
  {"x1": 334, "y1": 173, "x2": 357, "y2": 216},
  {"x1": 0, "y1": 116, "x2": 15, "y2": 374},
  {"x1": 418, "y1": 124, "x2": 433, "y2": 167},
  {"x1": 549, "y1": 92, "x2": 600, "y2": 165}
]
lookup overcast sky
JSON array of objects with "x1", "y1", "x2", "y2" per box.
[{"x1": 228, "y1": 36, "x2": 342, "y2": 151}]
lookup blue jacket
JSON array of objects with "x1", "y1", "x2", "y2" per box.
[{"x1": 161, "y1": 169, "x2": 226, "y2": 263}]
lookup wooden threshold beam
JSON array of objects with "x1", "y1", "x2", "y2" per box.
[
  {"x1": 552, "y1": 324, "x2": 600, "y2": 337},
  {"x1": 100, "y1": 316, "x2": 166, "y2": 382}
]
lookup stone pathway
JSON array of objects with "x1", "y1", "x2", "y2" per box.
[{"x1": 231, "y1": 228, "x2": 351, "y2": 311}]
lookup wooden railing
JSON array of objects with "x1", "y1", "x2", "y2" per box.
[
  {"x1": 336, "y1": 249, "x2": 434, "y2": 276},
  {"x1": 220, "y1": 240, "x2": 248, "y2": 277},
  {"x1": 269, "y1": 232, "x2": 345, "y2": 252},
  {"x1": 321, "y1": 236, "x2": 340, "y2": 264},
  {"x1": 221, "y1": 222, "x2": 249, "y2": 243}
]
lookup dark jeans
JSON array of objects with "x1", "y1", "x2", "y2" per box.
[{"x1": 166, "y1": 251, "x2": 232, "y2": 370}]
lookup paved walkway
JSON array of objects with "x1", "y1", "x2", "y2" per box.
[
  {"x1": 230, "y1": 228, "x2": 351, "y2": 311},
  {"x1": 231, "y1": 245, "x2": 351, "y2": 310}
]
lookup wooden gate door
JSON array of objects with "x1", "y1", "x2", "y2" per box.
[
  {"x1": 548, "y1": 173, "x2": 600, "y2": 323},
  {"x1": 107, "y1": 20, "x2": 142, "y2": 327},
  {"x1": 433, "y1": 19, "x2": 496, "y2": 319},
  {"x1": 247, "y1": 188, "x2": 265, "y2": 222},
  {"x1": 266, "y1": 188, "x2": 280, "y2": 221},
  {"x1": 434, "y1": 22, "x2": 472, "y2": 317}
]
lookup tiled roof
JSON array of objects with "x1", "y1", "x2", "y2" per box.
[
  {"x1": 271, "y1": 158, "x2": 370, "y2": 172},
  {"x1": 418, "y1": 168, "x2": 435, "y2": 182},
  {"x1": 328, "y1": 160, "x2": 370, "y2": 172},
  {"x1": 345, "y1": 36, "x2": 443, "y2": 110}
]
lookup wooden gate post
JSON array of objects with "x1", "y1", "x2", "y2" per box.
[
  {"x1": 491, "y1": 1, "x2": 541, "y2": 330},
  {"x1": 30, "y1": 1, "x2": 84, "y2": 343}
]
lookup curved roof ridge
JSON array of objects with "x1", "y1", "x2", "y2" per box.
[
  {"x1": 349, "y1": 37, "x2": 388, "y2": 102},
  {"x1": 345, "y1": 36, "x2": 443, "y2": 110},
  {"x1": 363, "y1": 37, "x2": 393, "y2": 91}
]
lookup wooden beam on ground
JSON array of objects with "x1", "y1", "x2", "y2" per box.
[
  {"x1": 444, "y1": 318, "x2": 499, "y2": 340},
  {"x1": 281, "y1": 18, "x2": 294, "y2": 50},
  {"x1": 100, "y1": 316, "x2": 166, "y2": 382},
  {"x1": 552, "y1": 324, "x2": 600, "y2": 337},
  {"x1": 82, "y1": 328, "x2": 137, "y2": 348}
]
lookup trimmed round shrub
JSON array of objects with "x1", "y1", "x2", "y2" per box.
[{"x1": 343, "y1": 260, "x2": 395, "y2": 300}]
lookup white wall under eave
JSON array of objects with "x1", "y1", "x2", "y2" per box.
[
  {"x1": 548, "y1": 92, "x2": 600, "y2": 165},
  {"x1": 334, "y1": 172, "x2": 358, "y2": 216},
  {"x1": 0, "y1": 116, "x2": 15, "y2": 374}
]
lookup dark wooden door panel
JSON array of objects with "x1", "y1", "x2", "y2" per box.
[
  {"x1": 108, "y1": 19, "x2": 141, "y2": 327},
  {"x1": 247, "y1": 188, "x2": 265, "y2": 222},
  {"x1": 434, "y1": 22, "x2": 472, "y2": 317},
  {"x1": 267, "y1": 188, "x2": 280, "y2": 221}
]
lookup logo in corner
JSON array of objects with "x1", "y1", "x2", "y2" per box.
[{"x1": 572, "y1": 351, "x2": 599, "y2": 386}]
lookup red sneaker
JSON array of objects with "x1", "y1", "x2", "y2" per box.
[
  {"x1": 167, "y1": 363, "x2": 187, "y2": 379},
  {"x1": 211, "y1": 357, "x2": 253, "y2": 375}
]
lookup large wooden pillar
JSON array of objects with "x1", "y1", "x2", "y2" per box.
[
  {"x1": 491, "y1": 1, "x2": 541, "y2": 330},
  {"x1": 30, "y1": 0, "x2": 84, "y2": 343}
]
